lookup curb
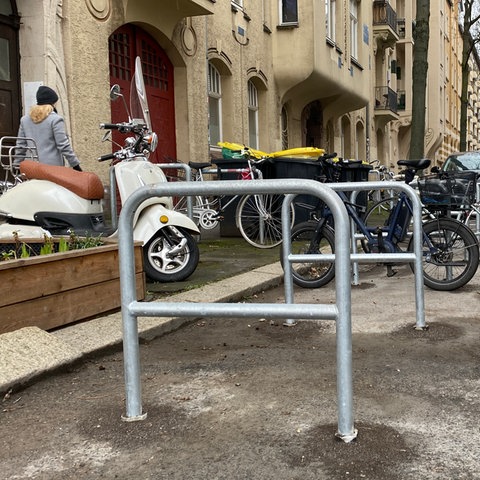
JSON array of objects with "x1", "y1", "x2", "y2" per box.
[{"x1": 0, "y1": 262, "x2": 284, "y2": 394}]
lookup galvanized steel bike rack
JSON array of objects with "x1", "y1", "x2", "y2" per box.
[{"x1": 118, "y1": 178, "x2": 357, "y2": 442}]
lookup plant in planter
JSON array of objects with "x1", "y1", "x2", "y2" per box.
[{"x1": 0, "y1": 229, "x2": 104, "y2": 261}]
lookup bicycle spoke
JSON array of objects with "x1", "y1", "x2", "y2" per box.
[{"x1": 237, "y1": 194, "x2": 294, "y2": 248}]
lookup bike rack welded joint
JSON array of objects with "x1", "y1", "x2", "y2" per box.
[{"x1": 118, "y1": 178, "x2": 357, "y2": 443}]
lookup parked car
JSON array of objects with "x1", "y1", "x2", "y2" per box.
[
  {"x1": 440, "y1": 152, "x2": 480, "y2": 209},
  {"x1": 441, "y1": 151, "x2": 480, "y2": 173}
]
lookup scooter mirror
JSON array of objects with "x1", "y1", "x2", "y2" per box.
[
  {"x1": 109, "y1": 83, "x2": 132, "y2": 122},
  {"x1": 101, "y1": 131, "x2": 112, "y2": 142},
  {"x1": 110, "y1": 84, "x2": 121, "y2": 101}
]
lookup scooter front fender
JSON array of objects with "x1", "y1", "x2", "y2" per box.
[{"x1": 132, "y1": 204, "x2": 200, "y2": 244}]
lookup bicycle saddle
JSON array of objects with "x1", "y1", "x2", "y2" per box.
[
  {"x1": 397, "y1": 158, "x2": 431, "y2": 170},
  {"x1": 188, "y1": 161, "x2": 212, "y2": 170}
]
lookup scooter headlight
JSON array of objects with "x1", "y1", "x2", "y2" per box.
[{"x1": 146, "y1": 132, "x2": 158, "y2": 153}]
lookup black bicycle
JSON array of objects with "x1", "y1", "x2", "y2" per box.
[{"x1": 285, "y1": 155, "x2": 479, "y2": 291}]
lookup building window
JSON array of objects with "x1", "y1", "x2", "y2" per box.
[
  {"x1": 280, "y1": 0, "x2": 298, "y2": 24},
  {"x1": 325, "y1": 0, "x2": 336, "y2": 42},
  {"x1": 248, "y1": 81, "x2": 259, "y2": 149},
  {"x1": 350, "y1": 0, "x2": 358, "y2": 60},
  {"x1": 0, "y1": 0, "x2": 13, "y2": 15},
  {"x1": 281, "y1": 106, "x2": 289, "y2": 150},
  {"x1": 208, "y1": 62, "x2": 222, "y2": 146}
]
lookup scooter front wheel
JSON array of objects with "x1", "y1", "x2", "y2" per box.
[{"x1": 143, "y1": 226, "x2": 199, "y2": 282}]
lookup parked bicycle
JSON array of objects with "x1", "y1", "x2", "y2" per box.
[
  {"x1": 366, "y1": 166, "x2": 480, "y2": 239},
  {"x1": 366, "y1": 159, "x2": 397, "y2": 204},
  {"x1": 286, "y1": 154, "x2": 479, "y2": 291},
  {"x1": 173, "y1": 152, "x2": 294, "y2": 249},
  {"x1": 423, "y1": 169, "x2": 480, "y2": 239}
]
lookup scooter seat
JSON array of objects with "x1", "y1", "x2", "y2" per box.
[{"x1": 19, "y1": 160, "x2": 104, "y2": 200}]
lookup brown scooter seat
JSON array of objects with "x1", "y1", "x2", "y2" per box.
[{"x1": 19, "y1": 160, "x2": 104, "y2": 200}]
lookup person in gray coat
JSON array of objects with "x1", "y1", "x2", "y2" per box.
[{"x1": 15, "y1": 86, "x2": 82, "y2": 171}]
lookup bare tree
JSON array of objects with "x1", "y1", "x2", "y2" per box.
[
  {"x1": 410, "y1": 0, "x2": 430, "y2": 160},
  {"x1": 459, "y1": 0, "x2": 480, "y2": 151}
]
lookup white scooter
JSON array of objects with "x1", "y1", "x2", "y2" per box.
[{"x1": 0, "y1": 57, "x2": 200, "y2": 282}]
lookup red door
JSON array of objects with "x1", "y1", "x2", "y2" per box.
[{"x1": 108, "y1": 25, "x2": 176, "y2": 164}]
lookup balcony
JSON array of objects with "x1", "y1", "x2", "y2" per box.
[
  {"x1": 375, "y1": 86, "x2": 398, "y2": 113},
  {"x1": 373, "y1": 1, "x2": 399, "y2": 48},
  {"x1": 374, "y1": 86, "x2": 398, "y2": 125}
]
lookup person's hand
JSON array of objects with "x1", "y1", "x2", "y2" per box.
[{"x1": 73, "y1": 165, "x2": 82, "y2": 172}]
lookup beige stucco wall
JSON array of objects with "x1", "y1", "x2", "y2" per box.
[{"x1": 14, "y1": 0, "x2": 472, "y2": 179}]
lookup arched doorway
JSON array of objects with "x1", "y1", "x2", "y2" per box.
[
  {"x1": 108, "y1": 25, "x2": 176, "y2": 164},
  {"x1": 0, "y1": 0, "x2": 20, "y2": 138}
]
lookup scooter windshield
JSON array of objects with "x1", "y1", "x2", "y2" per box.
[{"x1": 130, "y1": 56, "x2": 152, "y2": 131}]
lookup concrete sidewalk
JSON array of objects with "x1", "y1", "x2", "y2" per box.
[{"x1": 0, "y1": 259, "x2": 284, "y2": 394}]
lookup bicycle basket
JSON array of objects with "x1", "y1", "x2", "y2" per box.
[{"x1": 417, "y1": 171, "x2": 477, "y2": 209}]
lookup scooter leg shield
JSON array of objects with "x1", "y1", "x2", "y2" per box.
[{"x1": 132, "y1": 204, "x2": 200, "y2": 244}]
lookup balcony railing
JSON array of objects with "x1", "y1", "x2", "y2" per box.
[
  {"x1": 373, "y1": 1, "x2": 398, "y2": 34},
  {"x1": 375, "y1": 86, "x2": 398, "y2": 114}
]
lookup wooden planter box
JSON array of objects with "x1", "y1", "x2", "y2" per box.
[{"x1": 0, "y1": 241, "x2": 145, "y2": 334}]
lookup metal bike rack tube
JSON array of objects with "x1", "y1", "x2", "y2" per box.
[
  {"x1": 335, "y1": 182, "x2": 425, "y2": 329},
  {"x1": 280, "y1": 192, "x2": 356, "y2": 441},
  {"x1": 475, "y1": 182, "x2": 480, "y2": 238},
  {"x1": 118, "y1": 178, "x2": 357, "y2": 442}
]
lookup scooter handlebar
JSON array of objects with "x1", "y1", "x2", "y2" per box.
[
  {"x1": 100, "y1": 123, "x2": 122, "y2": 130},
  {"x1": 98, "y1": 153, "x2": 116, "y2": 162}
]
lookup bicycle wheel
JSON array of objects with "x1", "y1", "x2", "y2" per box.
[
  {"x1": 174, "y1": 195, "x2": 219, "y2": 230},
  {"x1": 408, "y1": 217, "x2": 479, "y2": 291},
  {"x1": 367, "y1": 186, "x2": 399, "y2": 206},
  {"x1": 236, "y1": 193, "x2": 294, "y2": 248},
  {"x1": 282, "y1": 220, "x2": 336, "y2": 288},
  {"x1": 364, "y1": 197, "x2": 397, "y2": 225}
]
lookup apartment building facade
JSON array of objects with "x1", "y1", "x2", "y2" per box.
[{"x1": 0, "y1": 0, "x2": 474, "y2": 178}]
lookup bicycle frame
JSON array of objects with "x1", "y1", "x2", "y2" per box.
[
  {"x1": 171, "y1": 157, "x2": 289, "y2": 247},
  {"x1": 193, "y1": 160, "x2": 264, "y2": 217},
  {"x1": 312, "y1": 189, "x2": 446, "y2": 270}
]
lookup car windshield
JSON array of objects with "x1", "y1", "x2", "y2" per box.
[{"x1": 443, "y1": 152, "x2": 480, "y2": 171}]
